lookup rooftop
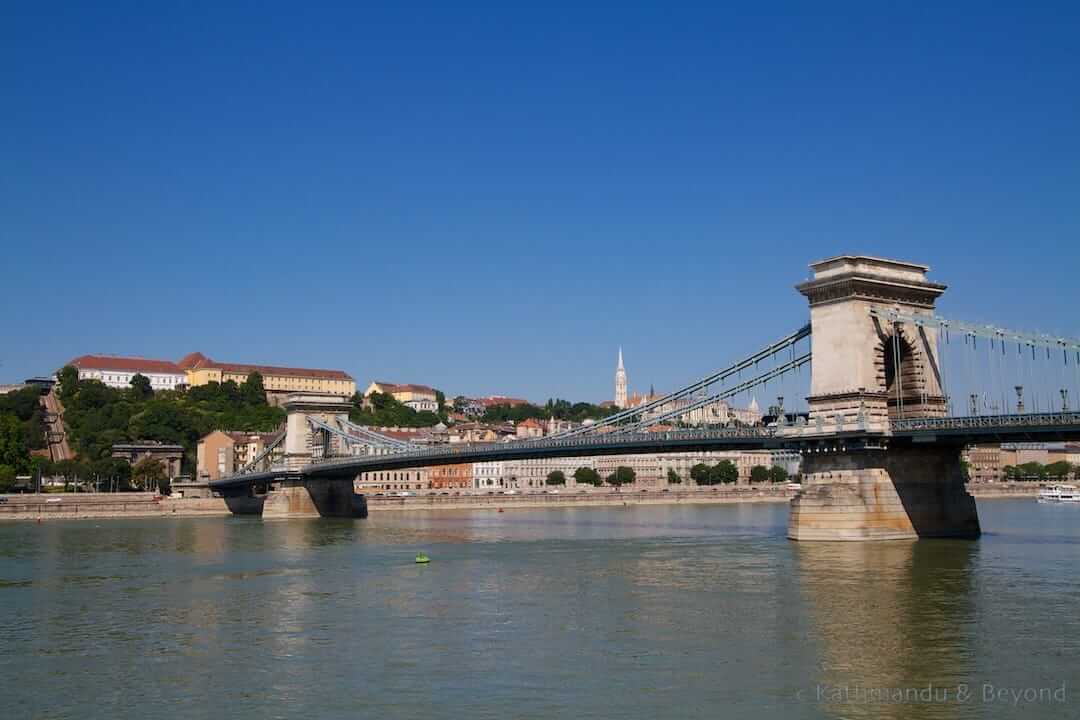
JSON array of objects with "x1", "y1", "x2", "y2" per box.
[
  {"x1": 370, "y1": 381, "x2": 438, "y2": 395},
  {"x1": 69, "y1": 355, "x2": 185, "y2": 375},
  {"x1": 212, "y1": 361, "x2": 352, "y2": 381}
]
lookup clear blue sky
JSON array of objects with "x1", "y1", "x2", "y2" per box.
[{"x1": 2, "y1": 1, "x2": 1077, "y2": 404}]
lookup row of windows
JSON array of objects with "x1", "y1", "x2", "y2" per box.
[{"x1": 85, "y1": 371, "x2": 183, "y2": 387}]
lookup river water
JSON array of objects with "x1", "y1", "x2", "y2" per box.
[{"x1": 1, "y1": 499, "x2": 1078, "y2": 719}]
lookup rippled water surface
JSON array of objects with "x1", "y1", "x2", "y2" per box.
[{"x1": 1, "y1": 500, "x2": 1078, "y2": 719}]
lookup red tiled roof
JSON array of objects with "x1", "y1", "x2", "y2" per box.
[
  {"x1": 371, "y1": 381, "x2": 437, "y2": 395},
  {"x1": 68, "y1": 355, "x2": 185, "y2": 375},
  {"x1": 223, "y1": 431, "x2": 282, "y2": 443},
  {"x1": 178, "y1": 351, "x2": 351, "y2": 380},
  {"x1": 363, "y1": 428, "x2": 424, "y2": 441},
  {"x1": 481, "y1": 396, "x2": 530, "y2": 407},
  {"x1": 178, "y1": 352, "x2": 211, "y2": 370}
]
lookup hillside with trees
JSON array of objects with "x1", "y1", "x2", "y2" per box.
[
  {"x1": 349, "y1": 391, "x2": 445, "y2": 427},
  {"x1": 55, "y1": 366, "x2": 284, "y2": 477},
  {"x1": 482, "y1": 398, "x2": 619, "y2": 424},
  {"x1": 0, "y1": 386, "x2": 48, "y2": 490}
]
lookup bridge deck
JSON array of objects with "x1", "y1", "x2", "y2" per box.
[{"x1": 209, "y1": 412, "x2": 1080, "y2": 491}]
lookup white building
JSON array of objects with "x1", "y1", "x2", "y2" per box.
[
  {"x1": 404, "y1": 398, "x2": 438, "y2": 412},
  {"x1": 614, "y1": 347, "x2": 628, "y2": 408},
  {"x1": 472, "y1": 450, "x2": 801, "y2": 490},
  {"x1": 66, "y1": 355, "x2": 187, "y2": 392},
  {"x1": 356, "y1": 467, "x2": 430, "y2": 492}
]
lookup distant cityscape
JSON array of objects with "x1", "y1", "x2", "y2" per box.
[
  {"x1": 2, "y1": 345, "x2": 1077, "y2": 494},
  {"x1": 0, "y1": 346, "x2": 785, "y2": 492}
]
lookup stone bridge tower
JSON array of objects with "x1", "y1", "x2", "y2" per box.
[
  {"x1": 265, "y1": 393, "x2": 365, "y2": 519},
  {"x1": 798, "y1": 256, "x2": 949, "y2": 429},
  {"x1": 283, "y1": 393, "x2": 353, "y2": 470},
  {"x1": 789, "y1": 256, "x2": 979, "y2": 541}
]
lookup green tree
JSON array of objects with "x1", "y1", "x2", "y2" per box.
[
  {"x1": 129, "y1": 373, "x2": 153, "y2": 399},
  {"x1": 482, "y1": 403, "x2": 547, "y2": 424},
  {"x1": 28, "y1": 455, "x2": 51, "y2": 484},
  {"x1": 606, "y1": 466, "x2": 636, "y2": 487},
  {"x1": 667, "y1": 469, "x2": 682, "y2": 484},
  {"x1": 1045, "y1": 461, "x2": 1072, "y2": 479},
  {"x1": 0, "y1": 414, "x2": 29, "y2": 472},
  {"x1": 546, "y1": 470, "x2": 567, "y2": 486},
  {"x1": 350, "y1": 392, "x2": 441, "y2": 429},
  {"x1": 242, "y1": 371, "x2": 267, "y2": 405},
  {"x1": 54, "y1": 458, "x2": 84, "y2": 491},
  {"x1": 131, "y1": 457, "x2": 167, "y2": 491},
  {"x1": 57, "y1": 365, "x2": 80, "y2": 400},
  {"x1": 714, "y1": 460, "x2": 739, "y2": 485},
  {"x1": 0, "y1": 465, "x2": 15, "y2": 492},
  {"x1": 573, "y1": 466, "x2": 601, "y2": 487},
  {"x1": 1017, "y1": 462, "x2": 1046, "y2": 480},
  {"x1": 750, "y1": 465, "x2": 769, "y2": 484},
  {"x1": 90, "y1": 457, "x2": 132, "y2": 492},
  {"x1": 768, "y1": 465, "x2": 789, "y2": 483},
  {"x1": 690, "y1": 463, "x2": 714, "y2": 485},
  {"x1": 435, "y1": 390, "x2": 446, "y2": 412},
  {"x1": 960, "y1": 459, "x2": 972, "y2": 482}
]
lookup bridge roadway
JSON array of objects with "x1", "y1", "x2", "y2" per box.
[{"x1": 208, "y1": 412, "x2": 1080, "y2": 492}]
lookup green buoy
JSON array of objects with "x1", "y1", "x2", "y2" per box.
[{"x1": 415, "y1": 552, "x2": 430, "y2": 564}]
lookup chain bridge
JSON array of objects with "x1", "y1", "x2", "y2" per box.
[{"x1": 209, "y1": 256, "x2": 1080, "y2": 540}]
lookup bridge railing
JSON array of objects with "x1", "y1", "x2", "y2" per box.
[
  {"x1": 891, "y1": 411, "x2": 1080, "y2": 433},
  {"x1": 308, "y1": 426, "x2": 779, "y2": 469}
]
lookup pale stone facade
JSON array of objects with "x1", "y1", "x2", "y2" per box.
[
  {"x1": 614, "y1": 348, "x2": 628, "y2": 409},
  {"x1": 797, "y1": 255, "x2": 948, "y2": 427},
  {"x1": 356, "y1": 467, "x2": 430, "y2": 492},
  {"x1": 68, "y1": 356, "x2": 187, "y2": 391},
  {"x1": 788, "y1": 256, "x2": 979, "y2": 541},
  {"x1": 196, "y1": 430, "x2": 282, "y2": 481},
  {"x1": 364, "y1": 381, "x2": 438, "y2": 409},
  {"x1": 110, "y1": 442, "x2": 184, "y2": 480},
  {"x1": 179, "y1": 352, "x2": 355, "y2": 397},
  {"x1": 471, "y1": 450, "x2": 801, "y2": 490}
]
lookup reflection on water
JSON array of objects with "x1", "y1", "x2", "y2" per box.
[
  {"x1": 796, "y1": 541, "x2": 977, "y2": 719},
  {"x1": 0, "y1": 502, "x2": 1076, "y2": 719}
]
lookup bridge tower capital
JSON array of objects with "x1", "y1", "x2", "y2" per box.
[
  {"x1": 282, "y1": 393, "x2": 352, "y2": 470},
  {"x1": 798, "y1": 256, "x2": 949, "y2": 427}
]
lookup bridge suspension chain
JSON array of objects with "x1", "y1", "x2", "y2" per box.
[
  {"x1": 549, "y1": 324, "x2": 811, "y2": 439},
  {"x1": 335, "y1": 417, "x2": 416, "y2": 450},
  {"x1": 875, "y1": 308, "x2": 1080, "y2": 417},
  {"x1": 307, "y1": 417, "x2": 415, "y2": 457},
  {"x1": 611, "y1": 352, "x2": 811, "y2": 434},
  {"x1": 236, "y1": 430, "x2": 286, "y2": 475}
]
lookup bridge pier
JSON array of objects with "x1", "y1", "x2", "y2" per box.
[
  {"x1": 788, "y1": 444, "x2": 980, "y2": 541},
  {"x1": 262, "y1": 476, "x2": 368, "y2": 519}
]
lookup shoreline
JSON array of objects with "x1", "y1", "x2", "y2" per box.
[
  {"x1": 367, "y1": 487, "x2": 795, "y2": 512},
  {"x1": 0, "y1": 483, "x2": 1043, "y2": 521}
]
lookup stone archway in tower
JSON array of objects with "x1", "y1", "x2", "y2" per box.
[{"x1": 874, "y1": 325, "x2": 941, "y2": 420}]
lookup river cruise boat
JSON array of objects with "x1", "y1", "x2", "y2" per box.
[{"x1": 1038, "y1": 484, "x2": 1080, "y2": 503}]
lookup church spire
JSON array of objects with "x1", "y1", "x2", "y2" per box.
[{"x1": 614, "y1": 347, "x2": 628, "y2": 409}]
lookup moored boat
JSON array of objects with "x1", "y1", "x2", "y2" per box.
[{"x1": 1038, "y1": 484, "x2": 1080, "y2": 503}]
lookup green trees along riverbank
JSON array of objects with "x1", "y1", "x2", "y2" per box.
[{"x1": 13, "y1": 367, "x2": 287, "y2": 491}]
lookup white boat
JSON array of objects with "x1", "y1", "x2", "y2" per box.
[{"x1": 1038, "y1": 484, "x2": 1080, "y2": 503}]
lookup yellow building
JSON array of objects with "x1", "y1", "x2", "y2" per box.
[
  {"x1": 196, "y1": 429, "x2": 283, "y2": 481},
  {"x1": 364, "y1": 381, "x2": 439, "y2": 412},
  {"x1": 180, "y1": 352, "x2": 355, "y2": 398}
]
